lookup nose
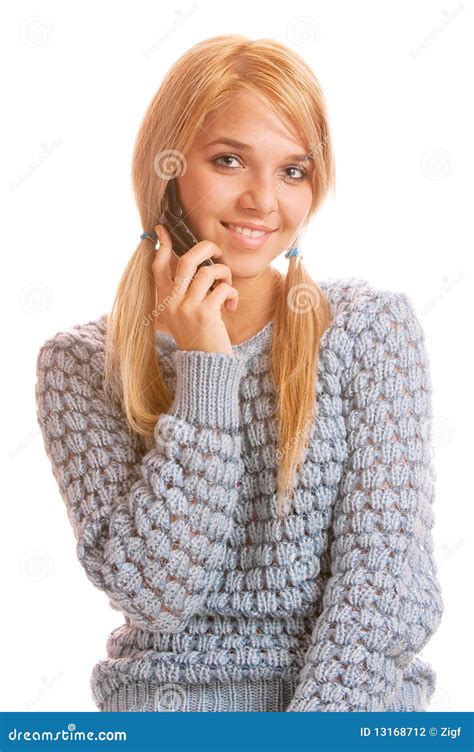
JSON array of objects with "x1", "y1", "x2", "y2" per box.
[{"x1": 239, "y1": 172, "x2": 279, "y2": 215}]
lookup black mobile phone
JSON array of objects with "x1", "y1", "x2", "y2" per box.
[{"x1": 158, "y1": 178, "x2": 218, "y2": 291}]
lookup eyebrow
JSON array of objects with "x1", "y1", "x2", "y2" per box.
[{"x1": 204, "y1": 137, "x2": 313, "y2": 164}]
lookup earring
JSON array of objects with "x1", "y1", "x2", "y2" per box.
[{"x1": 285, "y1": 246, "x2": 301, "y2": 259}]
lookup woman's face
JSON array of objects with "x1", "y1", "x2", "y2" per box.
[{"x1": 173, "y1": 90, "x2": 314, "y2": 279}]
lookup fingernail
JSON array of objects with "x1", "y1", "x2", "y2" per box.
[{"x1": 154, "y1": 225, "x2": 162, "y2": 250}]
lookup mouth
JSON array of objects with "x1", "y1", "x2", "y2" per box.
[{"x1": 220, "y1": 221, "x2": 276, "y2": 249}]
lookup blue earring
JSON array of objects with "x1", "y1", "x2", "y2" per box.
[{"x1": 285, "y1": 246, "x2": 301, "y2": 259}]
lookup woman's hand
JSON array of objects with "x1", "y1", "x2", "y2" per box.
[{"x1": 151, "y1": 224, "x2": 239, "y2": 355}]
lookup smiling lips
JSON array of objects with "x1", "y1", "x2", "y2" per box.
[
  {"x1": 220, "y1": 221, "x2": 276, "y2": 249},
  {"x1": 222, "y1": 221, "x2": 277, "y2": 235}
]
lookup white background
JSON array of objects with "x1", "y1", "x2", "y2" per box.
[{"x1": 1, "y1": 0, "x2": 472, "y2": 712}]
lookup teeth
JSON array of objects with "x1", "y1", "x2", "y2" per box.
[{"x1": 226, "y1": 223, "x2": 267, "y2": 238}]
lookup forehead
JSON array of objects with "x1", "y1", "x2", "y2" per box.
[{"x1": 195, "y1": 90, "x2": 306, "y2": 152}]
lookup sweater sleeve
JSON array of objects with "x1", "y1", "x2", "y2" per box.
[
  {"x1": 35, "y1": 327, "x2": 247, "y2": 633},
  {"x1": 286, "y1": 291, "x2": 444, "y2": 712}
]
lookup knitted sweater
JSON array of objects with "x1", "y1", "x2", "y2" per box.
[{"x1": 35, "y1": 277, "x2": 443, "y2": 713}]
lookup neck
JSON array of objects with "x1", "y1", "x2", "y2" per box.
[{"x1": 221, "y1": 265, "x2": 283, "y2": 344}]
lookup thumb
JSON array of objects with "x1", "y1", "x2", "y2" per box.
[
  {"x1": 154, "y1": 223, "x2": 172, "y2": 251},
  {"x1": 153, "y1": 223, "x2": 178, "y2": 283}
]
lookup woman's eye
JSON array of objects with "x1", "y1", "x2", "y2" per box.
[
  {"x1": 212, "y1": 154, "x2": 307, "y2": 183},
  {"x1": 285, "y1": 166, "x2": 307, "y2": 182},
  {"x1": 213, "y1": 154, "x2": 240, "y2": 169}
]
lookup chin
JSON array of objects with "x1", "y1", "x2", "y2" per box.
[{"x1": 224, "y1": 260, "x2": 271, "y2": 279}]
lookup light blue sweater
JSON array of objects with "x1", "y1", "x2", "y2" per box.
[{"x1": 35, "y1": 277, "x2": 443, "y2": 712}]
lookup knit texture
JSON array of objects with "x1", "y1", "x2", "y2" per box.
[{"x1": 35, "y1": 277, "x2": 443, "y2": 712}]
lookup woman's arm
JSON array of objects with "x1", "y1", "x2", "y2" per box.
[
  {"x1": 35, "y1": 326, "x2": 247, "y2": 633},
  {"x1": 286, "y1": 290, "x2": 444, "y2": 712}
]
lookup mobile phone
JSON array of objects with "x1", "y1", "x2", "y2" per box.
[{"x1": 158, "y1": 178, "x2": 218, "y2": 291}]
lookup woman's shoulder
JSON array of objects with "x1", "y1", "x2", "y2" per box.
[
  {"x1": 35, "y1": 313, "x2": 109, "y2": 395},
  {"x1": 319, "y1": 276, "x2": 418, "y2": 326},
  {"x1": 36, "y1": 313, "x2": 108, "y2": 358},
  {"x1": 316, "y1": 277, "x2": 425, "y2": 372}
]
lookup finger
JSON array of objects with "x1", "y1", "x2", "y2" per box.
[
  {"x1": 185, "y1": 263, "x2": 232, "y2": 305},
  {"x1": 173, "y1": 241, "x2": 223, "y2": 291},
  {"x1": 151, "y1": 224, "x2": 174, "y2": 286},
  {"x1": 202, "y1": 282, "x2": 239, "y2": 316}
]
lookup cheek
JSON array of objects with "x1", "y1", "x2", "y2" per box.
[
  {"x1": 199, "y1": 179, "x2": 236, "y2": 213},
  {"x1": 175, "y1": 173, "x2": 199, "y2": 207},
  {"x1": 284, "y1": 187, "x2": 312, "y2": 223},
  {"x1": 183, "y1": 175, "x2": 229, "y2": 216}
]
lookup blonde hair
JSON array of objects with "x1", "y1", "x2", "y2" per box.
[{"x1": 103, "y1": 34, "x2": 335, "y2": 517}]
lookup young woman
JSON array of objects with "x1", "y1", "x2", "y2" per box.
[{"x1": 35, "y1": 34, "x2": 443, "y2": 712}]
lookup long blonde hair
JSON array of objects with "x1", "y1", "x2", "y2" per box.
[{"x1": 103, "y1": 34, "x2": 335, "y2": 517}]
